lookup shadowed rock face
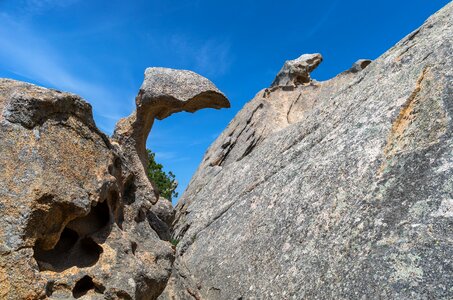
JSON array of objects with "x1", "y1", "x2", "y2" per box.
[
  {"x1": 0, "y1": 68, "x2": 229, "y2": 299},
  {"x1": 163, "y1": 3, "x2": 453, "y2": 299}
]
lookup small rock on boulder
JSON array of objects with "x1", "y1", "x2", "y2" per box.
[{"x1": 271, "y1": 53, "x2": 323, "y2": 87}]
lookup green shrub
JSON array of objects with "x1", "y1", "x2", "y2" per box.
[
  {"x1": 170, "y1": 238, "x2": 179, "y2": 247},
  {"x1": 146, "y1": 149, "x2": 178, "y2": 201}
]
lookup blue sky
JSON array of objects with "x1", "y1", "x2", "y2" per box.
[{"x1": 0, "y1": 0, "x2": 450, "y2": 203}]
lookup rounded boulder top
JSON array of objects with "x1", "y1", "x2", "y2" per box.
[{"x1": 139, "y1": 67, "x2": 230, "y2": 109}]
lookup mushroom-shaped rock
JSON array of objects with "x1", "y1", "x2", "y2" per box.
[
  {"x1": 114, "y1": 68, "x2": 230, "y2": 165},
  {"x1": 271, "y1": 53, "x2": 323, "y2": 87},
  {"x1": 139, "y1": 67, "x2": 229, "y2": 119},
  {"x1": 112, "y1": 68, "x2": 230, "y2": 214}
]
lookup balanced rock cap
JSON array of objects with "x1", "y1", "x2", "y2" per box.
[
  {"x1": 138, "y1": 67, "x2": 230, "y2": 119},
  {"x1": 113, "y1": 67, "x2": 231, "y2": 168}
]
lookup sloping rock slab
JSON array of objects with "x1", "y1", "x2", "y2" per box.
[{"x1": 167, "y1": 3, "x2": 453, "y2": 299}]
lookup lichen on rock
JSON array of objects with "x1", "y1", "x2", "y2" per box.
[
  {"x1": 0, "y1": 67, "x2": 229, "y2": 299},
  {"x1": 164, "y1": 2, "x2": 453, "y2": 299}
]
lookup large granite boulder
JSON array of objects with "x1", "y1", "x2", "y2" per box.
[
  {"x1": 165, "y1": 2, "x2": 453, "y2": 299},
  {"x1": 0, "y1": 67, "x2": 229, "y2": 299}
]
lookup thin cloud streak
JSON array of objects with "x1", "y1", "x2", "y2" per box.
[
  {"x1": 19, "y1": 0, "x2": 79, "y2": 13},
  {"x1": 303, "y1": 0, "x2": 340, "y2": 40},
  {"x1": 0, "y1": 14, "x2": 129, "y2": 133},
  {"x1": 165, "y1": 34, "x2": 233, "y2": 77},
  {"x1": 155, "y1": 152, "x2": 190, "y2": 164}
]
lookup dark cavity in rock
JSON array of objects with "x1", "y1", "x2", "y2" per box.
[
  {"x1": 72, "y1": 275, "x2": 105, "y2": 298},
  {"x1": 33, "y1": 200, "x2": 112, "y2": 272}
]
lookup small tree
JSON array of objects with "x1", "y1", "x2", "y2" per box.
[{"x1": 146, "y1": 149, "x2": 178, "y2": 201}]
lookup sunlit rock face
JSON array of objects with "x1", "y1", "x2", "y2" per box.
[
  {"x1": 0, "y1": 67, "x2": 229, "y2": 299},
  {"x1": 163, "y1": 3, "x2": 453, "y2": 299},
  {"x1": 270, "y1": 53, "x2": 323, "y2": 87}
]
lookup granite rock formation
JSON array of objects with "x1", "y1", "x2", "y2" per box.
[
  {"x1": 270, "y1": 53, "x2": 323, "y2": 87},
  {"x1": 165, "y1": 3, "x2": 453, "y2": 299},
  {"x1": 0, "y1": 68, "x2": 229, "y2": 299},
  {"x1": 1, "y1": 2, "x2": 452, "y2": 299}
]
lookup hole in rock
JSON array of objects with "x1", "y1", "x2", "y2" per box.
[
  {"x1": 108, "y1": 157, "x2": 122, "y2": 176},
  {"x1": 45, "y1": 281, "x2": 55, "y2": 297},
  {"x1": 114, "y1": 157, "x2": 122, "y2": 169},
  {"x1": 131, "y1": 241, "x2": 137, "y2": 255},
  {"x1": 34, "y1": 227, "x2": 78, "y2": 270},
  {"x1": 72, "y1": 275, "x2": 105, "y2": 298},
  {"x1": 135, "y1": 207, "x2": 148, "y2": 223},
  {"x1": 33, "y1": 201, "x2": 111, "y2": 272},
  {"x1": 34, "y1": 229, "x2": 103, "y2": 272},
  {"x1": 295, "y1": 76, "x2": 305, "y2": 84},
  {"x1": 66, "y1": 200, "x2": 110, "y2": 237},
  {"x1": 115, "y1": 290, "x2": 133, "y2": 300},
  {"x1": 109, "y1": 191, "x2": 123, "y2": 230},
  {"x1": 123, "y1": 176, "x2": 136, "y2": 205},
  {"x1": 360, "y1": 60, "x2": 371, "y2": 69}
]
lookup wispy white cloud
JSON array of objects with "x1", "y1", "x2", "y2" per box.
[
  {"x1": 166, "y1": 34, "x2": 233, "y2": 78},
  {"x1": 195, "y1": 40, "x2": 232, "y2": 77},
  {"x1": 0, "y1": 14, "x2": 131, "y2": 134},
  {"x1": 303, "y1": 0, "x2": 340, "y2": 40},
  {"x1": 155, "y1": 151, "x2": 177, "y2": 160},
  {"x1": 155, "y1": 151, "x2": 189, "y2": 163},
  {"x1": 17, "y1": 0, "x2": 79, "y2": 13}
]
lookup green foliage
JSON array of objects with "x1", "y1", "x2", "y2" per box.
[
  {"x1": 170, "y1": 238, "x2": 179, "y2": 247},
  {"x1": 146, "y1": 149, "x2": 178, "y2": 201}
]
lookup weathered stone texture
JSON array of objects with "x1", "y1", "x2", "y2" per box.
[
  {"x1": 271, "y1": 53, "x2": 323, "y2": 87},
  {"x1": 167, "y1": 3, "x2": 453, "y2": 299},
  {"x1": 0, "y1": 67, "x2": 229, "y2": 299}
]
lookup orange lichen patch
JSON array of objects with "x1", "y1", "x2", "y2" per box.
[
  {"x1": 38, "y1": 117, "x2": 108, "y2": 184},
  {"x1": 41, "y1": 265, "x2": 83, "y2": 278},
  {"x1": 378, "y1": 66, "x2": 447, "y2": 175},
  {"x1": 384, "y1": 67, "x2": 429, "y2": 157},
  {"x1": 137, "y1": 251, "x2": 157, "y2": 265},
  {"x1": 0, "y1": 265, "x2": 11, "y2": 299},
  {"x1": 0, "y1": 253, "x2": 47, "y2": 300},
  {"x1": 99, "y1": 244, "x2": 116, "y2": 273}
]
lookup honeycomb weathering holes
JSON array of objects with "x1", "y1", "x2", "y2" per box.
[{"x1": 33, "y1": 200, "x2": 112, "y2": 272}]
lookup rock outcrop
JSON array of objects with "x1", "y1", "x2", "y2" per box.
[
  {"x1": 166, "y1": 2, "x2": 453, "y2": 299},
  {"x1": 0, "y1": 68, "x2": 229, "y2": 299},
  {"x1": 270, "y1": 53, "x2": 323, "y2": 87},
  {"x1": 112, "y1": 67, "x2": 229, "y2": 244},
  {"x1": 1, "y1": 2, "x2": 452, "y2": 299}
]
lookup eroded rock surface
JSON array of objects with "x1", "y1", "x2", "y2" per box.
[
  {"x1": 113, "y1": 68, "x2": 229, "y2": 165},
  {"x1": 166, "y1": 3, "x2": 453, "y2": 299},
  {"x1": 0, "y1": 67, "x2": 229, "y2": 299},
  {"x1": 112, "y1": 68, "x2": 229, "y2": 247},
  {"x1": 271, "y1": 53, "x2": 323, "y2": 87}
]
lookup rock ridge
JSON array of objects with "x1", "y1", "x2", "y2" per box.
[{"x1": 163, "y1": 2, "x2": 453, "y2": 299}]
